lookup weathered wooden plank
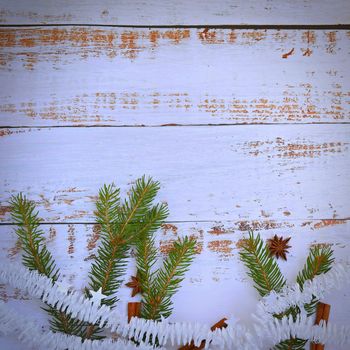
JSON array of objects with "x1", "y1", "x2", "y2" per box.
[
  {"x1": 0, "y1": 0, "x2": 349, "y2": 25},
  {"x1": 1, "y1": 221, "x2": 349, "y2": 325},
  {"x1": 0, "y1": 28, "x2": 349, "y2": 126},
  {"x1": 1, "y1": 124, "x2": 349, "y2": 223}
]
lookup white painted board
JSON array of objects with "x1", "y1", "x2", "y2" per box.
[
  {"x1": 0, "y1": 28, "x2": 349, "y2": 126},
  {"x1": 1, "y1": 124, "x2": 349, "y2": 223},
  {"x1": 0, "y1": 0, "x2": 350, "y2": 25}
]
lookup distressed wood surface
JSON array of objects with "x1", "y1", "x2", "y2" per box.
[
  {"x1": 1, "y1": 222, "x2": 349, "y2": 324},
  {"x1": 0, "y1": 28, "x2": 349, "y2": 126},
  {"x1": 1, "y1": 0, "x2": 350, "y2": 25},
  {"x1": 1, "y1": 124, "x2": 349, "y2": 223},
  {"x1": 1, "y1": 1, "x2": 350, "y2": 349},
  {"x1": 1, "y1": 221, "x2": 349, "y2": 349}
]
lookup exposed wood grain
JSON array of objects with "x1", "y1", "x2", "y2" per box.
[
  {"x1": 0, "y1": 0, "x2": 349, "y2": 26},
  {"x1": 0, "y1": 2, "x2": 349, "y2": 349},
  {"x1": 0, "y1": 125, "x2": 349, "y2": 223},
  {"x1": 0, "y1": 28, "x2": 349, "y2": 126}
]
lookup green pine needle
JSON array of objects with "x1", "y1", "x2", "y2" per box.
[
  {"x1": 9, "y1": 193, "x2": 59, "y2": 280},
  {"x1": 46, "y1": 307, "x2": 86, "y2": 337},
  {"x1": 238, "y1": 231, "x2": 306, "y2": 349},
  {"x1": 274, "y1": 246, "x2": 334, "y2": 349},
  {"x1": 274, "y1": 337, "x2": 307, "y2": 350},
  {"x1": 135, "y1": 203, "x2": 169, "y2": 301},
  {"x1": 88, "y1": 183, "x2": 123, "y2": 306},
  {"x1": 142, "y1": 236, "x2": 197, "y2": 320},
  {"x1": 297, "y1": 245, "x2": 334, "y2": 289},
  {"x1": 88, "y1": 176, "x2": 162, "y2": 306},
  {"x1": 239, "y1": 231, "x2": 286, "y2": 297},
  {"x1": 297, "y1": 245, "x2": 334, "y2": 316},
  {"x1": 9, "y1": 194, "x2": 98, "y2": 338}
]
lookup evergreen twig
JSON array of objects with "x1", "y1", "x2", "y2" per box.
[
  {"x1": 9, "y1": 194, "x2": 59, "y2": 280},
  {"x1": 141, "y1": 237, "x2": 197, "y2": 321},
  {"x1": 273, "y1": 246, "x2": 334, "y2": 350},
  {"x1": 135, "y1": 203, "x2": 169, "y2": 305},
  {"x1": 9, "y1": 194, "x2": 91, "y2": 338},
  {"x1": 239, "y1": 231, "x2": 286, "y2": 296},
  {"x1": 239, "y1": 231, "x2": 334, "y2": 350},
  {"x1": 297, "y1": 245, "x2": 334, "y2": 315},
  {"x1": 88, "y1": 177, "x2": 162, "y2": 306}
]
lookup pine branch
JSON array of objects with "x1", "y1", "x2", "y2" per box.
[
  {"x1": 297, "y1": 245, "x2": 334, "y2": 289},
  {"x1": 273, "y1": 246, "x2": 334, "y2": 349},
  {"x1": 274, "y1": 338, "x2": 307, "y2": 350},
  {"x1": 273, "y1": 306, "x2": 307, "y2": 349},
  {"x1": 238, "y1": 231, "x2": 306, "y2": 349},
  {"x1": 9, "y1": 193, "x2": 59, "y2": 280},
  {"x1": 142, "y1": 237, "x2": 196, "y2": 320},
  {"x1": 297, "y1": 245, "x2": 334, "y2": 316},
  {"x1": 88, "y1": 177, "x2": 161, "y2": 306},
  {"x1": 239, "y1": 231, "x2": 286, "y2": 297},
  {"x1": 94, "y1": 184, "x2": 120, "y2": 243},
  {"x1": 88, "y1": 183, "x2": 122, "y2": 306},
  {"x1": 120, "y1": 176, "x2": 161, "y2": 227},
  {"x1": 46, "y1": 306, "x2": 87, "y2": 337},
  {"x1": 135, "y1": 204, "x2": 169, "y2": 306},
  {"x1": 238, "y1": 233, "x2": 304, "y2": 349},
  {"x1": 9, "y1": 194, "x2": 95, "y2": 338}
]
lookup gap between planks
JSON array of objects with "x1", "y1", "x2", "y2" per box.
[
  {"x1": 0, "y1": 24, "x2": 350, "y2": 30},
  {"x1": 2, "y1": 122, "x2": 350, "y2": 130},
  {"x1": 1, "y1": 218, "x2": 350, "y2": 226}
]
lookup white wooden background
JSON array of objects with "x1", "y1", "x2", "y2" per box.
[{"x1": 0, "y1": 1, "x2": 350, "y2": 349}]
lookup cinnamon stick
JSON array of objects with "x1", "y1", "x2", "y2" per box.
[
  {"x1": 211, "y1": 317, "x2": 228, "y2": 331},
  {"x1": 178, "y1": 318, "x2": 228, "y2": 350},
  {"x1": 310, "y1": 302, "x2": 331, "y2": 350},
  {"x1": 128, "y1": 301, "x2": 141, "y2": 323}
]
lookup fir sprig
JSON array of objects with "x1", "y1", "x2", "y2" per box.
[
  {"x1": 274, "y1": 338, "x2": 307, "y2": 350},
  {"x1": 47, "y1": 306, "x2": 88, "y2": 337},
  {"x1": 140, "y1": 237, "x2": 197, "y2": 321},
  {"x1": 297, "y1": 245, "x2": 334, "y2": 315},
  {"x1": 239, "y1": 232, "x2": 334, "y2": 350},
  {"x1": 135, "y1": 203, "x2": 169, "y2": 302},
  {"x1": 88, "y1": 177, "x2": 162, "y2": 306},
  {"x1": 87, "y1": 183, "x2": 123, "y2": 306},
  {"x1": 239, "y1": 231, "x2": 286, "y2": 296},
  {"x1": 273, "y1": 246, "x2": 334, "y2": 350},
  {"x1": 297, "y1": 245, "x2": 334, "y2": 288},
  {"x1": 9, "y1": 194, "x2": 91, "y2": 338},
  {"x1": 9, "y1": 193, "x2": 59, "y2": 280},
  {"x1": 239, "y1": 231, "x2": 305, "y2": 350}
]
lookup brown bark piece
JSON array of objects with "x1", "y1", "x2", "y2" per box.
[
  {"x1": 178, "y1": 317, "x2": 228, "y2": 350},
  {"x1": 128, "y1": 301, "x2": 141, "y2": 323},
  {"x1": 310, "y1": 302, "x2": 331, "y2": 350}
]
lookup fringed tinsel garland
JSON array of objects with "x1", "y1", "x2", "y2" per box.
[{"x1": 0, "y1": 263, "x2": 349, "y2": 349}]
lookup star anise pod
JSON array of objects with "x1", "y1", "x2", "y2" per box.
[
  {"x1": 125, "y1": 275, "x2": 142, "y2": 297},
  {"x1": 267, "y1": 235, "x2": 291, "y2": 260}
]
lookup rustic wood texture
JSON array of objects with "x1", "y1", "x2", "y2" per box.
[
  {"x1": 0, "y1": 222, "x2": 349, "y2": 325},
  {"x1": 0, "y1": 28, "x2": 349, "y2": 126},
  {"x1": 0, "y1": 0, "x2": 350, "y2": 25},
  {"x1": 0, "y1": 125, "x2": 349, "y2": 223},
  {"x1": 0, "y1": 1, "x2": 349, "y2": 349}
]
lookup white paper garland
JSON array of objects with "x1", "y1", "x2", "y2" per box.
[
  {"x1": 0, "y1": 302, "x2": 156, "y2": 350},
  {"x1": 0, "y1": 262, "x2": 349, "y2": 349},
  {"x1": 255, "y1": 263, "x2": 348, "y2": 319},
  {"x1": 1, "y1": 301, "x2": 350, "y2": 350}
]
